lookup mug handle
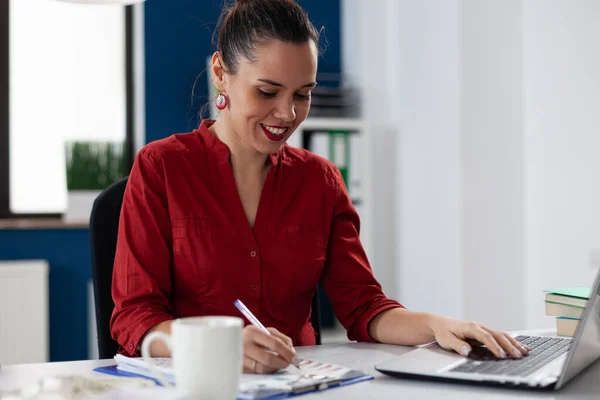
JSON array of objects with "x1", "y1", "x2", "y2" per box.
[{"x1": 141, "y1": 331, "x2": 174, "y2": 387}]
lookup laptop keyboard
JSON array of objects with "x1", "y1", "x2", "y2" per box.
[{"x1": 450, "y1": 335, "x2": 572, "y2": 377}]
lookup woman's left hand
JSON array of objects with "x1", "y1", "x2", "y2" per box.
[{"x1": 429, "y1": 316, "x2": 529, "y2": 359}]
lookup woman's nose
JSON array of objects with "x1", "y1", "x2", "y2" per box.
[{"x1": 273, "y1": 99, "x2": 296, "y2": 122}]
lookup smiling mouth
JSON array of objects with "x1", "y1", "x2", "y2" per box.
[{"x1": 260, "y1": 124, "x2": 289, "y2": 141}]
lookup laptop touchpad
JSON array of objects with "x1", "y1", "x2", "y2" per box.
[{"x1": 378, "y1": 343, "x2": 464, "y2": 373}]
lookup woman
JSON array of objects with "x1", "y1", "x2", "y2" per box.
[{"x1": 110, "y1": 0, "x2": 528, "y2": 374}]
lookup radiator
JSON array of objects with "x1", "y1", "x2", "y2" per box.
[{"x1": 0, "y1": 260, "x2": 49, "y2": 365}]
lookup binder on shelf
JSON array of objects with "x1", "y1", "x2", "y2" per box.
[
  {"x1": 310, "y1": 131, "x2": 330, "y2": 160},
  {"x1": 329, "y1": 131, "x2": 350, "y2": 188},
  {"x1": 301, "y1": 128, "x2": 361, "y2": 200},
  {"x1": 348, "y1": 132, "x2": 363, "y2": 201}
]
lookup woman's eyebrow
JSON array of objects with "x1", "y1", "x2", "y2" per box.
[{"x1": 257, "y1": 79, "x2": 317, "y2": 89}]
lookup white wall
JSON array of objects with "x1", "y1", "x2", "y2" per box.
[
  {"x1": 524, "y1": 0, "x2": 600, "y2": 329},
  {"x1": 392, "y1": 0, "x2": 464, "y2": 318},
  {"x1": 342, "y1": 0, "x2": 465, "y2": 318},
  {"x1": 461, "y1": 0, "x2": 526, "y2": 329},
  {"x1": 342, "y1": 0, "x2": 600, "y2": 330},
  {"x1": 341, "y1": 0, "x2": 400, "y2": 300}
]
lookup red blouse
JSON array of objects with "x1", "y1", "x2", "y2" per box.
[{"x1": 110, "y1": 120, "x2": 402, "y2": 355}]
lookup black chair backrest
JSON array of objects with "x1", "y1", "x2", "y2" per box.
[
  {"x1": 89, "y1": 177, "x2": 322, "y2": 359},
  {"x1": 89, "y1": 177, "x2": 128, "y2": 359}
]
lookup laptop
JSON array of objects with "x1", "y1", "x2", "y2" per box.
[{"x1": 375, "y1": 267, "x2": 600, "y2": 390}]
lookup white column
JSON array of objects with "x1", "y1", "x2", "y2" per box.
[
  {"x1": 461, "y1": 0, "x2": 526, "y2": 330},
  {"x1": 393, "y1": 0, "x2": 465, "y2": 318},
  {"x1": 343, "y1": 0, "x2": 464, "y2": 316},
  {"x1": 133, "y1": 2, "x2": 146, "y2": 152},
  {"x1": 341, "y1": 0, "x2": 400, "y2": 299}
]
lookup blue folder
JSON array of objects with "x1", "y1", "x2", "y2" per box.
[{"x1": 94, "y1": 364, "x2": 373, "y2": 399}]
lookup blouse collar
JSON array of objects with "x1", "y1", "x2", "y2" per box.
[{"x1": 196, "y1": 119, "x2": 282, "y2": 166}]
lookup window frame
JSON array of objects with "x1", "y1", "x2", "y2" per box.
[{"x1": 0, "y1": 2, "x2": 136, "y2": 218}]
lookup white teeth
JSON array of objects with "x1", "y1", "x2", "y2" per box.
[{"x1": 262, "y1": 124, "x2": 287, "y2": 135}]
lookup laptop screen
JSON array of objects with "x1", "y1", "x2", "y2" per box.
[{"x1": 556, "y1": 268, "x2": 600, "y2": 389}]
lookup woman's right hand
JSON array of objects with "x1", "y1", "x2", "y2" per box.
[{"x1": 243, "y1": 325, "x2": 298, "y2": 374}]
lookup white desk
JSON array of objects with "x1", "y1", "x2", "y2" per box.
[{"x1": 1, "y1": 341, "x2": 600, "y2": 399}]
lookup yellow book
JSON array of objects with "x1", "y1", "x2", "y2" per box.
[
  {"x1": 545, "y1": 302, "x2": 584, "y2": 319},
  {"x1": 556, "y1": 317, "x2": 579, "y2": 337}
]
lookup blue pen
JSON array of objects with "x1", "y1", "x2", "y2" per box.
[{"x1": 234, "y1": 299, "x2": 302, "y2": 369}]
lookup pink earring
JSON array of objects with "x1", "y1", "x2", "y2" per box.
[{"x1": 216, "y1": 93, "x2": 228, "y2": 110}]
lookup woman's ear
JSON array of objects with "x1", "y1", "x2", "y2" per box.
[{"x1": 211, "y1": 51, "x2": 227, "y2": 92}]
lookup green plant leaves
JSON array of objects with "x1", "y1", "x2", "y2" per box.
[{"x1": 65, "y1": 140, "x2": 126, "y2": 191}]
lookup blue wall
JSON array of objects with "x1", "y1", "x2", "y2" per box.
[
  {"x1": 0, "y1": 229, "x2": 91, "y2": 362},
  {"x1": 0, "y1": 0, "x2": 341, "y2": 362},
  {"x1": 145, "y1": 0, "x2": 341, "y2": 143}
]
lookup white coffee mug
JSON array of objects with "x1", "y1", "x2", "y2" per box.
[{"x1": 141, "y1": 316, "x2": 243, "y2": 400}]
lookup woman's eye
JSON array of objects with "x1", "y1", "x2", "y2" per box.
[
  {"x1": 295, "y1": 93, "x2": 311, "y2": 101},
  {"x1": 258, "y1": 89, "x2": 310, "y2": 101},
  {"x1": 258, "y1": 89, "x2": 276, "y2": 98}
]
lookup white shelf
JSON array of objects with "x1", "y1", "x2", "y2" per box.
[
  {"x1": 291, "y1": 119, "x2": 374, "y2": 266},
  {"x1": 298, "y1": 117, "x2": 365, "y2": 131}
]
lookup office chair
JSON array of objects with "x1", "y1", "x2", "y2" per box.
[
  {"x1": 89, "y1": 177, "x2": 128, "y2": 359},
  {"x1": 89, "y1": 177, "x2": 322, "y2": 359}
]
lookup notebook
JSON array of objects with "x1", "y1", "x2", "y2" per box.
[
  {"x1": 94, "y1": 354, "x2": 373, "y2": 399},
  {"x1": 544, "y1": 287, "x2": 591, "y2": 308}
]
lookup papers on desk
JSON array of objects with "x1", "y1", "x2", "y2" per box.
[
  {"x1": 0, "y1": 375, "x2": 184, "y2": 400},
  {"x1": 93, "y1": 354, "x2": 373, "y2": 399},
  {"x1": 238, "y1": 358, "x2": 372, "y2": 399},
  {"x1": 87, "y1": 386, "x2": 185, "y2": 400}
]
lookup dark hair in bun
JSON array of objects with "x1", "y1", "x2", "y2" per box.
[{"x1": 214, "y1": 0, "x2": 321, "y2": 74}]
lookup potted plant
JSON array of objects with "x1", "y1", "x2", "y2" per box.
[{"x1": 64, "y1": 140, "x2": 126, "y2": 223}]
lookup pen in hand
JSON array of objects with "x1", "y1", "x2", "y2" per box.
[{"x1": 234, "y1": 299, "x2": 302, "y2": 369}]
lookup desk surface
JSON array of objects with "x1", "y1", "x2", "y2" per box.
[{"x1": 1, "y1": 339, "x2": 600, "y2": 399}]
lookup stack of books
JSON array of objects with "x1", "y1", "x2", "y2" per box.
[
  {"x1": 544, "y1": 287, "x2": 591, "y2": 336},
  {"x1": 307, "y1": 73, "x2": 360, "y2": 118}
]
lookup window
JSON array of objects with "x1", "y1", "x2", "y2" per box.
[{"x1": 0, "y1": 0, "x2": 135, "y2": 217}]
